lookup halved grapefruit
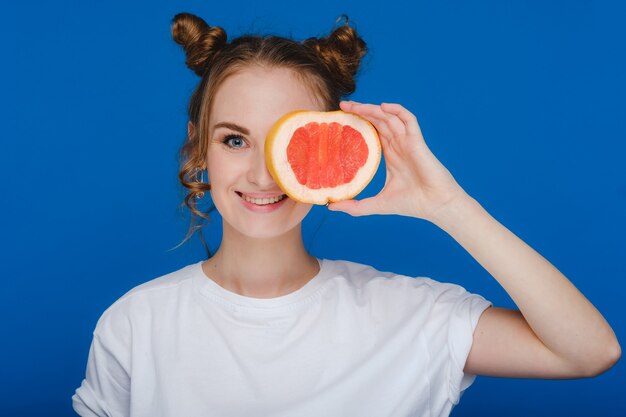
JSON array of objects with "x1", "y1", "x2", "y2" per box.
[{"x1": 265, "y1": 110, "x2": 381, "y2": 204}]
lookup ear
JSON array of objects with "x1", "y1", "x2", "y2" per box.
[{"x1": 187, "y1": 121, "x2": 195, "y2": 138}]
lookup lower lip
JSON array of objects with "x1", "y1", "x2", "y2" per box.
[{"x1": 238, "y1": 193, "x2": 289, "y2": 213}]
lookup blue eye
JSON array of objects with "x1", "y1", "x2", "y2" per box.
[{"x1": 223, "y1": 134, "x2": 246, "y2": 149}]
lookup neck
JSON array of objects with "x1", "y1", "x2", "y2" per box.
[{"x1": 202, "y1": 222, "x2": 320, "y2": 298}]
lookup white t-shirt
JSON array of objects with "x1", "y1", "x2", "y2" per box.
[{"x1": 73, "y1": 258, "x2": 491, "y2": 417}]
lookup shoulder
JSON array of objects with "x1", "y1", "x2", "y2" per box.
[
  {"x1": 324, "y1": 257, "x2": 415, "y2": 284},
  {"x1": 117, "y1": 262, "x2": 198, "y2": 300},
  {"x1": 322, "y1": 258, "x2": 488, "y2": 310},
  {"x1": 93, "y1": 262, "x2": 200, "y2": 337},
  {"x1": 324, "y1": 257, "x2": 471, "y2": 295}
]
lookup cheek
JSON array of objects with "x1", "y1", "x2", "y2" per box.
[
  {"x1": 206, "y1": 149, "x2": 220, "y2": 180},
  {"x1": 206, "y1": 150, "x2": 241, "y2": 186}
]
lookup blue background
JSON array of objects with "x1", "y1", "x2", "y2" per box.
[{"x1": 2, "y1": 1, "x2": 624, "y2": 416}]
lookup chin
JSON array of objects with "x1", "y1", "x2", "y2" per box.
[
  {"x1": 229, "y1": 212, "x2": 312, "y2": 241},
  {"x1": 226, "y1": 222, "x2": 300, "y2": 241}
]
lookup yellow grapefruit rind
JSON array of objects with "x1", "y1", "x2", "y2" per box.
[{"x1": 265, "y1": 110, "x2": 381, "y2": 205}]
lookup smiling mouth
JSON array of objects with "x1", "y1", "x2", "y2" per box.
[{"x1": 236, "y1": 192, "x2": 288, "y2": 205}]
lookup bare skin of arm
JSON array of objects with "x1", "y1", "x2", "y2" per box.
[
  {"x1": 431, "y1": 193, "x2": 620, "y2": 378},
  {"x1": 329, "y1": 100, "x2": 621, "y2": 378}
]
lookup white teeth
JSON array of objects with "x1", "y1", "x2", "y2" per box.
[{"x1": 240, "y1": 194, "x2": 286, "y2": 205}]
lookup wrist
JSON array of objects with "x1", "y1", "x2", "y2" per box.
[{"x1": 427, "y1": 192, "x2": 481, "y2": 231}]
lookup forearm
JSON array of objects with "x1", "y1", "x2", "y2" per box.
[{"x1": 429, "y1": 193, "x2": 620, "y2": 372}]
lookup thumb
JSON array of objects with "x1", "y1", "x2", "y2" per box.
[{"x1": 327, "y1": 197, "x2": 380, "y2": 217}]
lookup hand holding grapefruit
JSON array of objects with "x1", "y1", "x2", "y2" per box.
[
  {"x1": 265, "y1": 110, "x2": 382, "y2": 205},
  {"x1": 325, "y1": 101, "x2": 469, "y2": 220}
]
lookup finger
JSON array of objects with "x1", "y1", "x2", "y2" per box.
[
  {"x1": 343, "y1": 103, "x2": 405, "y2": 147},
  {"x1": 380, "y1": 102, "x2": 423, "y2": 138},
  {"x1": 339, "y1": 100, "x2": 356, "y2": 111},
  {"x1": 340, "y1": 102, "x2": 394, "y2": 147},
  {"x1": 340, "y1": 100, "x2": 366, "y2": 113},
  {"x1": 327, "y1": 200, "x2": 365, "y2": 217},
  {"x1": 327, "y1": 196, "x2": 383, "y2": 217},
  {"x1": 356, "y1": 105, "x2": 407, "y2": 137}
]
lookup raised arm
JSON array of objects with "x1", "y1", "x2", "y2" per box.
[{"x1": 329, "y1": 101, "x2": 621, "y2": 378}]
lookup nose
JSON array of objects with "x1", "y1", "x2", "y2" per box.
[{"x1": 247, "y1": 145, "x2": 276, "y2": 189}]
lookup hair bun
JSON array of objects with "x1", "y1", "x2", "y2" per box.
[
  {"x1": 304, "y1": 15, "x2": 367, "y2": 96},
  {"x1": 171, "y1": 12, "x2": 227, "y2": 77}
]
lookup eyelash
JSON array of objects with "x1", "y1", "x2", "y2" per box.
[{"x1": 221, "y1": 134, "x2": 247, "y2": 149}]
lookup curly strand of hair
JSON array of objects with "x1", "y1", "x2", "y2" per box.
[
  {"x1": 167, "y1": 132, "x2": 215, "y2": 254},
  {"x1": 177, "y1": 193, "x2": 215, "y2": 257},
  {"x1": 332, "y1": 14, "x2": 349, "y2": 31}
]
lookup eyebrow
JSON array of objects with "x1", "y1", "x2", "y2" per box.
[{"x1": 212, "y1": 122, "x2": 250, "y2": 135}]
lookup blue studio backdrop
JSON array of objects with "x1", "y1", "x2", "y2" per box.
[{"x1": 2, "y1": 1, "x2": 624, "y2": 416}]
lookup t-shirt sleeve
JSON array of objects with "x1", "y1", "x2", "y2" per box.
[
  {"x1": 72, "y1": 305, "x2": 132, "y2": 417},
  {"x1": 421, "y1": 278, "x2": 492, "y2": 406},
  {"x1": 446, "y1": 290, "x2": 492, "y2": 404}
]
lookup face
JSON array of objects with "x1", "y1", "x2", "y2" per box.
[{"x1": 203, "y1": 66, "x2": 325, "y2": 239}]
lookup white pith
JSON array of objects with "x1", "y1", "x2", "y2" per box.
[
  {"x1": 268, "y1": 112, "x2": 381, "y2": 204},
  {"x1": 240, "y1": 193, "x2": 286, "y2": 205}
]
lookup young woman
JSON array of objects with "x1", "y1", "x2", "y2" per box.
[{"x1": 73, "y1": 12, "x2": 620, "y2": 417}]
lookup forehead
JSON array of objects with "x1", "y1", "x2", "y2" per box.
[{"x1": 209, "y1": 66, "x2": 325, "y2": 131}]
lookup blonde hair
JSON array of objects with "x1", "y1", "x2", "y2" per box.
[{"x1": 170, "y1": 12, "x2": 368, "y2": 255}]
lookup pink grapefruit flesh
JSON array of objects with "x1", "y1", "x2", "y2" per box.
[{"x1": 265, "y1": 110, "x2": 381, "y2": 205}]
